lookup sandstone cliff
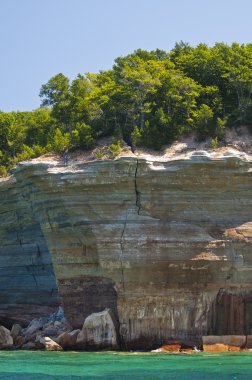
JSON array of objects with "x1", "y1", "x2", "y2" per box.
[
  {"x1": 0, "y1": 174, "x2": 60, "y2": 327},
  {"x1": 0, "y1": 147, "x2": 251, "y2": 348}
]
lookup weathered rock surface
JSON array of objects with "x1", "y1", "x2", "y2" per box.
[
  {"x1": 22, "y1": 307, "x2": 71, "y2": 343},
  {"x1": 10, "y1": 324, "x2": 22, "y2": 341},
  {"x1": 153, "y1": 344, "x2": 181, "y2": 353},
  {"x1": 0, "y1": 174, "x2": 60, "y2": 327},
  {"x1": 0, "y1": 148, "x2": 251, "y2": 349},
  {"x1": 0, "y1": 326, "x2": 13, "y2": 348},
  {"x1": 56, "y1": 329, "x2": 80, "y2": 349},
  {"x1": 245, "y1": 335, "x2": 252, "y2": 348},
  {"x1": 21, "y1": 342, "x2": 37, "y2": 350},
  {"x1": 4, "y1": 307, "x2": 73, "y2": 349},
  {"x1": 40, "y1": 336, "x2": 63, "y2": 351},
  {"x1": 76, "y1": 309, "x2": 119, "y2": 349},
  {"x1": 203, "y1": 343, "x2": 240, "y2": 352},
  {"x1": 202, "y1": 335, "x2": 246, "y2": 347}
]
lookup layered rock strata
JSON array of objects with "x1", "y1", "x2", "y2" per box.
[
  {"x1": 0, "y1": 176, "x2": 60, "y2": 327},
  {"x1": 0, "y1": 149, "x2": 251, "y2": 348}
]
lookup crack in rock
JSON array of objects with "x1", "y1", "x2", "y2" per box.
[
  {"x1": 119, "y1": 213, "x2": 127, "y2": 294},
  {"x1": 134, "y1": 159, "x2": 141, "y2": 215}
]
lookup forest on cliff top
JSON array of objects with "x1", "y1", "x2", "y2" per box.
[{"x1": 1, "y1": 42, "x2": 252, "y2": 175}]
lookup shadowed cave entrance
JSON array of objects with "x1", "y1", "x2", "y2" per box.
[
  {"x1": 208, "y1": 290, "x2": 252, "y2": 335},
  {"x1": 58, "y1": 276, "x2": 119, "y2": 329}
]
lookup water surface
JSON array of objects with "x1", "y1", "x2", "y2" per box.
[{"x1": 0, "y1": 351, "x2": 251, "y2": 379}]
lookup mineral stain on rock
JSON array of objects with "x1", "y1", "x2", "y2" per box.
[{"x1": 0, "y1": 148, "x2": 251, "y2": 349}]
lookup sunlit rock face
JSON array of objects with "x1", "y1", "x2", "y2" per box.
[{"x1": 0, "y1": 149, "x2": 251, "y2": 348}]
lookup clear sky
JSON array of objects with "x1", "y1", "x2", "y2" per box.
[{"x1": 1, "y1": 0, "x2": 252, "y2": 111}]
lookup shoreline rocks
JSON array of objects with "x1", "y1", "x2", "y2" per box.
[
  {"x1": 4, "y1": 306, "x2": 252, "y2": 353},
  {"x1": 151, "y1": 344, "x2": 181, "y2": 353},
  {"x1": 56, "y1": 330, "x2": 80, "y2": 349},
  {"x1": 203, "y1": 343, "x2": 240, "y2": 352},
  {"x1": 0, "y1": 326, "x2": 13, "y2": 348},
  {"x1": 40, "y1": 337, "x2": 63, "y2": 351},
  {"x1": 2, "y1": 307, "x2": 252, "y2": 353},
  {"x1": 202, "y1": 335, "x2": 246, "y2": 352},
  {"x1": 1, "y1": 307, "x2": 121, "y2": 351},
  {"x1": 76, "y1": 309, "x2": 120, "y2": 350}
]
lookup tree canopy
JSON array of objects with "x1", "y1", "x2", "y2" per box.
[{"x1": 1, "y1": 42, "x2": 252, "y2": 175}]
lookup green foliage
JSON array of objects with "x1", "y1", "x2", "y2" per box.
[
  {"x1": 39, "y1": 73, "x2": 90, "y2": 132},
  {"x1": 1, "y1": 42, "x2": 252, "y2": 176},
  {"x1": 0, "y1": 166, "x2": 7, "y2": 177},
  {"x1": 216, "y1": 116, "x2": 228, "y2": 140},
  {"x1": 23, "y1": 108, "x2": 52, "y2": 147},
  {"x1": 0, "y1": 112, "x2": 15, "y2": 151},
  {"x1": 131, "y1": 126, "x2": 141, "y2": 146},
  {"x1": 95, "y1": 150, "x2": 104, "y2": 159},
  {"x1": 140, "y1": 120, "x2": 163, "y2": 149},
  {"x1": 14, "y1": 145, "x2": 36, "y2": 162},
  {"x1": 7, "y1": 122, "x2": 26, "y2": 157},
  {"x1": 193, "y1": 104, "x2": 214, "y2": 140},
  {"x1": 75, "y1": 123, "x2": 96, "y2": 149},
  {"x1": 210, "y1": 136, "x2": 218, "y2": 149},
  {"x1": 108, "y1": 140, "x2": 121, "y2": 158},
  {"x1": 50, "y1": 128, "x2": 72, "y2": 153},
  {"x1": 32, "y1": 145, "x2": 46, "y2": 156},
  {"x1": 39, "y1": 73, "x2": 70, "y2": 125}
]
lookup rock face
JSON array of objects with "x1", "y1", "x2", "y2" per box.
[
  {"x1": 21, "y1": 307, "x2": 71, "y2": 344},
  {"x1": 203, "y1": 343, "x2": 240, "y2": 352},
  {"x1": 153, "y1": 344, "x2": 181, "y2": 353},
  {"x1": 56, "y1": 329, "x2": 80, "y2": 349},
  {"x1": 245, "y1": 335, "x2": 252, "y2": 348},
  {"x1": 202, "y1": 335, "x2": 246, "y2": 347},
  {"x1": 10, "y1": 324, "x2": 22, "y2": 342},
  {"x1": 40, "y1": 336, "x2": 63, "y2": 351},
  {"x1": 0, "y1": 326, "x2": 13, "y2": 348},
  {"x1": 76, "y1": 309, "x2": 119, "y2": 349},
  {"x1": 0, "y1": 149, "x2": 251, "y2": 349},
  {"x1": 0, "y1": 175, "x2": 60, "y2": 327}
]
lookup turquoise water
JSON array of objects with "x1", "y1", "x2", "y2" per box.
[{"x1": 0, "y1": 351, "x2": 251, "y2": 379}]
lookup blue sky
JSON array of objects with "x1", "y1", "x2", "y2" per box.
[{"x1": 1, "y1": 0, "x2": 252, "y2": 111}]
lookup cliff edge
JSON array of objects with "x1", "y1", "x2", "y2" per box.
[{"x1": 0, "y1": 144, "x2": 251, "y2": 348}]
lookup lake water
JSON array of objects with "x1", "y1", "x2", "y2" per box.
[{"x1": 0, "y1": 351, "x2": 251, "y2": 379}]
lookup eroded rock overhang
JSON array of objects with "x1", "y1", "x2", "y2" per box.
[{"x1": 0, "y1": 149, "x2": 251, "y2": 348}]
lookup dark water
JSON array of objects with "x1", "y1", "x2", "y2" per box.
[{"x1": 0, "y1": 351, "x2": 252, "y2": 379}]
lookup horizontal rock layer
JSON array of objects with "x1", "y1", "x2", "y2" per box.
[
  {"x1": 0, "y1": 175, "x2": 60, "y2": 327},
  {"x1": 0, "y1": 150, "x2": 251, "y2": 348}
]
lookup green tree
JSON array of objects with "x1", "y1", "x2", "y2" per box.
[
  {"x1": 49, "y1": 128, "x2": 71, "y2": 153},
  {"x1": 40, "y1": 73, "x2": 70, "y2": 126},
  {"x1": 40, "y1": 73, "x2": 93, "y2": 143},
  {"x1": 7, "y1": 122, "x2": 26, "y2": 157},
  {"x1": 192, "y1": 104, "x2": 214, "y2": 140},
  {"x1": 0, "y1": 112, "x2": 15, "y2": 151}
]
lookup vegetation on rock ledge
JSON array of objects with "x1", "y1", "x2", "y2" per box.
[{"x1": 1, "y1": 42, "x2": 252, "y2": 175}]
